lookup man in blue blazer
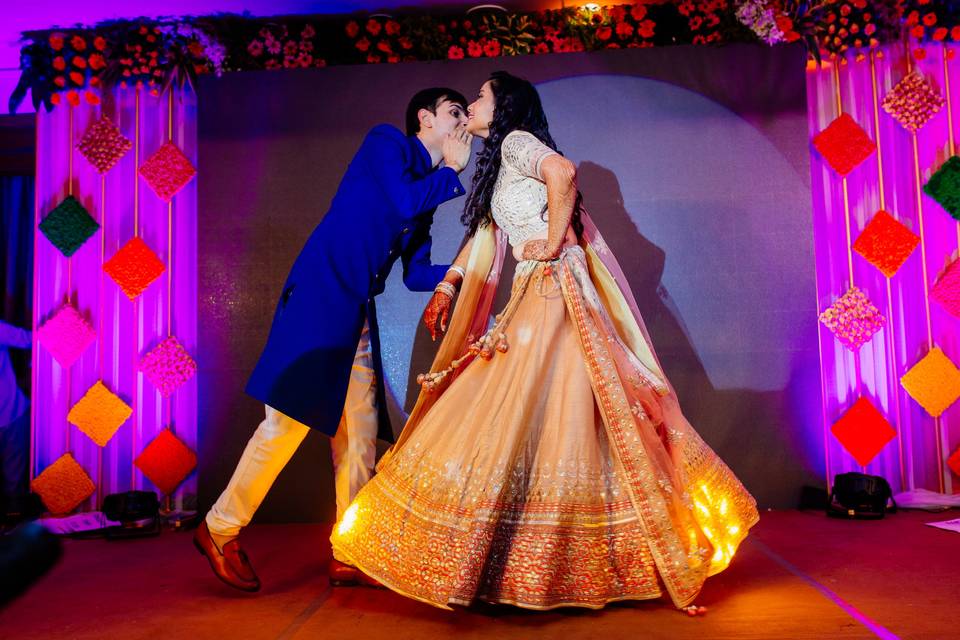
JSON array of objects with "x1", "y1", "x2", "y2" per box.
[{"x1": 195, "y1": 88, "x2": 473, "y2": 592}]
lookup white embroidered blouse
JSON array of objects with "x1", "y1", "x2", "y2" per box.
[{"x1": 490, "y1": 130, "x2": 558, "y2": 247}]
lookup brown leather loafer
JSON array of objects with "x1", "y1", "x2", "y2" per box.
[
  {"x1": 328, "y1": 558, "x2": 360, "y2": 586},
  {"x1": 193, "y1": 521, "x2": 260, "y2": 592}
]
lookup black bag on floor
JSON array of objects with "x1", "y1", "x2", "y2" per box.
[
  {"x1": 827, "y1": 472, "x2": 897, "y2": 519},
  {"x1": 101, "y1": 491, "x2": 161, "y2": 539}
]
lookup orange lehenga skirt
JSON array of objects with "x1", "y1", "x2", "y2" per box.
[{"x1": 331, "y1": 245, "x2": 758, "y2": 611}]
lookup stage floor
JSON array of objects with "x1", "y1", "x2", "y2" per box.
[{"x1": 0, "y1": 509, "x2": 955, "y2": 639}]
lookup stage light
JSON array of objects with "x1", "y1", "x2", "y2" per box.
[
  {"x1": 583, "y1": 3, "x2": 601, "y2": 11},
  {"x1": 337, "y1": 502, "x2": 359, "y2": 536}
]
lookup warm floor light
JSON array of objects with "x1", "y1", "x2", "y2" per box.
[{"x1": 337, "y1": 502, "x2": 359, "y2": 536}]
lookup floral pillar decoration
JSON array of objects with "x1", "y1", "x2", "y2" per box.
[{"x1": 31, "y1": 28, "x2": 198, "y2": 515}]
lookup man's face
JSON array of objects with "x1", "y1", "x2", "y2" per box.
[{"x1": 426, "y1": 98, "x2": 468, "y2": 137}]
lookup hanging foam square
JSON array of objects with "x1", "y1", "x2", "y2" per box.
[
  {"x1": 924, "y1": 156, "x2": 960, "y2": 221},
  {"x1": 931, "y1": 258, "x2": 960, "y2": 318},
  {"x1": 67, "y1": 380, "x2": 132, "y2": 447},
  {"x1": 139, "y1": 141, "x2": 197, "y2": 202},
  {"x1": 38, "y1": 195, "x2": 100, "y2": 258},
  {"x1": 900, "y1": 348, "x2": 960, "y2": 418},
  {"x1": 812, "y1": 113, "x2": 876, "y2": 176},
  {"x1": 139, "y1": 336, "x2": 197, "y2": 397},
  {"x1": 949, "y1": 446, "x2": 960, "y2": 478},
  {"x1": 135, "y1": 429, "x2": 197, "y2": 495},
  {"x1": 830, "y1": 397, "x2": 896, "y2": 467},
  {"x1": 30, "y1": 453, "x2": 95, "y2": 515},
  {"x1": 881, "y1": 72, "x2": 945, "y2": 132},
  {"x1": 852, "y1": 210, "x2": 920, "y2": 278},
  {"x1": 818, "y1": 286, "x2": 886, "y2": 351},
  {"x1": 37, "y1": 304, "x2": 97, "y2": 368},
  {"x1": 103, "y1": 237, "x2": 166, "y2": 300},
  {"x1": 76, "y1": 115, "x2": 132, "y2": 174}
]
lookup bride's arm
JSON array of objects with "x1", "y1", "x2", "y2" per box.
[
  {"x1": 522, "y1": 154, "x2": 578, "y2": 261},
  {"x1": 423, "y1": 234, "x2": 475, "y2": 340}
]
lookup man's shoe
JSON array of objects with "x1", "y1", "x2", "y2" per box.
[
  {"x1": 193, "y1": 521, "x2": 260, "y2": 592},
  {"x1": 328, "y1": 558, "x2": 360, "y2": 586}
]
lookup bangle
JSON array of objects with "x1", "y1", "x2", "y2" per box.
[
  {"x1": 434, "y1": 281, "x2": 457, "y2": 298},
  {"x1": 447, "y1": 265, "x2": 466, "y2": 279}
]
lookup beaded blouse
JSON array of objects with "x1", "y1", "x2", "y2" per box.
[{"x1": 490, "y1": 130, "x2": 558, "y2": 247}]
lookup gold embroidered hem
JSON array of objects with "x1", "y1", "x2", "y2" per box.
[{"x1": 332, "y1": 247, "x2": 759, "y2": 610}]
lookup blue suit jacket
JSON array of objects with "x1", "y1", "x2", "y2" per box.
[{"x1": 245, "y1": 124, "x2": 465, "y2": 440}]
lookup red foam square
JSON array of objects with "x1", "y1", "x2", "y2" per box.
[{"x1": 831, "y1": 397, "x2": 896, "y2": 466}]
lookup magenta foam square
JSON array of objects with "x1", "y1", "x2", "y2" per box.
[
  {"x1": 139, "y1": 336, "x2": 197, "y2": 397},
  {"x1": 37, "y1": 304, "x2": 96, "y2": 368}
]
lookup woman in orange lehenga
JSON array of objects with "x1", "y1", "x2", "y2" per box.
[{"x1": 331, "y1": 71, "x2": 758, "y2": 613}]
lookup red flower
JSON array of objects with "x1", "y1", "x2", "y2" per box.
[
  {"x1": 693, "y1": 35, "x2": 707, "y2": 45},
  {"x1": 300, "y1": 41, "x2": 314, "y2": 52},
  {"x1": 952, "y1": 26, "x2": 960, "y2": 41},
  {"x1": 608, "y1": 6, "x2": 626, "y2": 23},
  {"x1": 89, "y1": 53, "x2": 106, "y2": 70},
  {"x1": 54, "y1": 76, "x2": 66, "y2": 87},
  {"x1": 53, "y1": 56, "x2": 66, "y2": 71},
  {"x1": 366, "y1": 19, "x2": 382, "y2": 36},
  {"x1": 355, "y1": 37, "x2": 371, "y2": 52},
  {"x1": 690, "y1": 16, "x2": 704, "y2": 31},
  {"x1": 533, "y1": 42, "x2": 549, "y2": 54},
  {"x1": 914, "y1": 48, "x2": 926, "y2": 60},
  {"x1": 706, "y1": 14, "x2": 720, "y2": 28},
  {"x1": 366, "y1": 53, "x2": 381, "y2": 63},
  {"x1": 923, "y1": 13, "x2": 937, "y2": 27},
  {"x1": 399, "y1": 36, "x2": 413, "y2": 50},
  {"x1": 678, "y1": 1, "x2": 695, "y2": 17},
  {"x1": 49, "y1": 34, "x2": 64, "y2": 51},
  {"x1": 467, "y1": 40, "x2": 483, "y2": 57},
  {"x1": 934, "y1": 27, "x2": 948, "y2": 41},
  {"x1": 606, "y1": 42, "x2": 621, "y2": 49},
  {"x1": 483, "y1": 39, "x2": 501, "y2": 57},
  {"x1": 638, "y1": 20, "x2": 655, "y2": 39},
  {"x1": 448, "y1": 45, "x2": 465, "y2": 59},
  {"x1": 297, "y1": 52, "x2": 313, "y2": 67},
  {"x1": 597, "y1": 26, "x2": 612, "y2": 41},
  {"x1": 385, "y1": 20, "x2": 401, "y2": 36},
  {"x1": 377, "y1": 40, "x2": 392, "y2": 53},
  {"x1": 248, "y1": 40, "x2": 264, "y2": 56},
  {"x1": 188, "y1": 41, "x2": 205, "y2": 57},
  {"x1": 84, "y1": 90, "x2": 100, "y2": 105},
  {"x1": 905, "y1": 11, "x2": 919, "y2": 26},
  {"x1": 66, "y1": 90, "x2": 80, "y2": 107},
  {"x1": 284, "y1": 56, "x2": 297, "y2": 68},
  {"x1": 387, "y1": 54, "x2": 400, "y2": 63},
  {"x1": 73, "y1": 56, "x2": 87, "y2": 69},
  {"x1": 301, "y1": 24, "x2": 316, "y2": 39},
  {"x1": 315, "y1": 58, "x2": 327, "y2": 67},
  {"x1": 265, "y1": 60, "x2": 281, "y2": 69},
  {"x1": 616, "y1": 22, "x2": 634, "y2": 39},
  {"x1": 570, "y1": 39, "x2": 585, "y2": 52},
  {"x1": 146, "y1": 34, "x2": 156, "y2": 43},
  {"x1": 911, "y1": 25, "x2": 925, "y2": 38},
  {"x1": 51, "y1": 93, "x2": 61, "y2": 105},
  {"x1": 93, "y1": 36, "x2": 107, "y2": 51},
  {"x1": 69, "y1": 71, "x2": 84, "y2": 86},
  {"x1": 346, "y1": 21, "x2": 360, "y2": 38},
  {"x1": 284, "y1": 40, "x2": 298, "y2": 56},
  {"x1": 631, "y1": 5, "x2": 647, "y2": 21},
  {"x1": 70, "y1": 35, "x2": 86, "y2": 51}
]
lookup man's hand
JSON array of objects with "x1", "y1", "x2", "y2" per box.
[
  {"x1": 423, "y1": 290, "x2": 453, "y2": 341},
  {"x1": 443, "y1": 127, "x2": 473, "y2": 173}
]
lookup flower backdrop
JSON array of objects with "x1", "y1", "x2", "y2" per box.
[{"x1": 15, "y1": 1, "x2": 960, "y2": 515}]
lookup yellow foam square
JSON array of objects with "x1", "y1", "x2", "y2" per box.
[
  {"x1": 901, "y1": 348, "x2": 960, "y2": 418},
  {"x1": 67, "y1": 380, "x2": 132, "y2": 447}
]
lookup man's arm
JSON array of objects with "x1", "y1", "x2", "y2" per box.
[
  {"x1": 401, "y1": 217, "x2": 449, "y2": 292},
  {"x1": 0, "y1": 320, "x2": 31, "y2": 349},
  {"x1": 362, "y1": 127, "x2": 465, "y2": 221}
]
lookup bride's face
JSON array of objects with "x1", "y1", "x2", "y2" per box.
[{"x1": 466, "y1": 81, "x2": 495, "y2": 138}]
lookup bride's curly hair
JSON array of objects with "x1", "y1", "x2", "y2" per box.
[{"x1": 462, "y1": 71, "x2": 583, "y2": 238}]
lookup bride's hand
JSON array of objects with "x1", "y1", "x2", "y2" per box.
[
  {"x1": 520, "y1": 239, "x2": 559, "y2": 261},
  {"x1": 423, "y1": 290, "x2": 453, "y2": 341}
]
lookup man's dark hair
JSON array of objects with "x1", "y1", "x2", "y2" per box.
[{"x1": 405, "y1": 87, "x2": 468, "y2": 136}]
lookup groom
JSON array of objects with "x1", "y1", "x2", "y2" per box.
[{"x1": 194, "y1": 88, "x2": 472, "y2": 591}]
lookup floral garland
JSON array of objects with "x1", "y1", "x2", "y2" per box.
[{"x1": 9, "y1": 1, "x2": 955, "y2": 113}]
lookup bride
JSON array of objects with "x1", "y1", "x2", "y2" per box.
[{"x1": 331, "y1": 71, "x2": 758, "y2": 612}]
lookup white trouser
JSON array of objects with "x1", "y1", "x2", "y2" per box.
[{"x1": 206, "y1": 321, "x2": 379, "y2": 562}]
